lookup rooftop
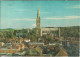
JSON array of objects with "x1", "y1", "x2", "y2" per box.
[{"x1": 56, "y1": 48, "x2": 68, "y2": 56}]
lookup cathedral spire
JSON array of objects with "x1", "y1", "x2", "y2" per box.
[
  {"x1": 36, "y1": 4, "x2": 41, "y2": 28},
  {"x1": 36, "y1": 4, "x2": 41, "y2": 41},
  {"x1": 37, "y1": 4, "x2": 40, "y2": 17}
]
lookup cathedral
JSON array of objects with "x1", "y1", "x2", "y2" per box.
[{"x1": 35, "y1": 5, "x2": 60, "y2": 41}]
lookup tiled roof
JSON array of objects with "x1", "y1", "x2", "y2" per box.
[
  {"x1": 56, "y1": 48, "x2": 68, "y2": 56},
  {"x1": 41, "y1": 28, "x2": 58, "y2": 31}
]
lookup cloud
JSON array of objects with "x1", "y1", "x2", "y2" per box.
[
  {"x1": 32, "y1": 24, "x2": 36, "y2": 27},
  {"x1": 14, "y1": 18, "x2": 36, "y2": 21},
  {"x1": 40, "y1": 12, "x2": 48, "y2": 14},
  {"x1": 30, "y1": 10, "x2": 48, "y2": 14},
  {"x1": 66, "y1": 5, "x2": 80, "y2": 8},
  {"x1": 15, "y1": 9, "x2": 29, "y2": 12},
  {"x1": 44, "y1": 16, "x2": 80, "y2": 20}
]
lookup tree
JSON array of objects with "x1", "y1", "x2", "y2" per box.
[
  {"x1": 0, "y1": 32, "x2": 3, "y2": 38},
  {"x1": 60, "y1": 26, "x2": 79, "y2": 38},
  {"x1": 6, "y1": 31, "x2": 14, "y2": 38}
]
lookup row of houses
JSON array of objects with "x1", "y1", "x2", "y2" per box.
[{"x1": 0, "y1": 42, "x2": 25, "y2": 55}]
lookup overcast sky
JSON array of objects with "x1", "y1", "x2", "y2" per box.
[{"x1": 1, "y1": 1, "x2": 80, "y2": 29}]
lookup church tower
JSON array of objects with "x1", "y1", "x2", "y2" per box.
[{"x1": 36, "y1": 4, "x2": 41, "y2": 41}]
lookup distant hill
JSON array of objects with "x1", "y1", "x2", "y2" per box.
[{"x1": 0, "y1": 28, "x2": 14, "y2": 32}]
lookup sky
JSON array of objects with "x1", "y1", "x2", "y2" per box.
[{"x1": 0, "y1": 1, "x2": 80, "y2": 29}]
